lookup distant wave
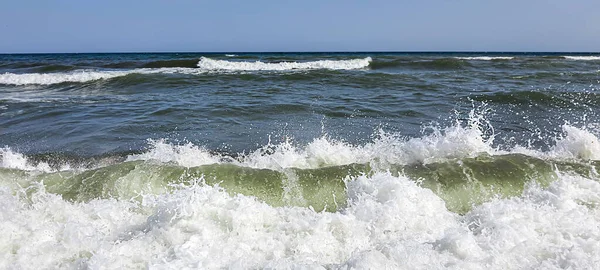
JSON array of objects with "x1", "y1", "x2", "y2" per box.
[
  {"x1": 225, "y1": 54, "x2": 237, "y2": 57},
  {"x1": 0, "y1": 68, "x2": 196, "y2": 85},
  {"x1": 0, "y1": 57, "x2": 373, "y2": 85},
  {"x1": 454, "y1": 56, "x2": 514, "y2": 60},
  {"x1": 563, "y1": 56, "x2": 600, "y2": 61},
  {"x1": 0, "y1": 70, "x2": 132, "y2": 85},
  {"x1": 196, "y1": 57, "x2": 372, "y2": 71}
]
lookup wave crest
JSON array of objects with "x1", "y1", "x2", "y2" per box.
[
  {"x1": 0, "y1": 70, "x2": 131, "y2": 85},
  {"x1": 563, "y1": 56, "x2": 600, "y2": 61},
  {"x1": 0, "y1": 57, "x2": 372, "y2": 85},
  {"x1": 0, "y1": 68, "x2": 203, "y2": 85},
  {"x1": 196, "y1": 57, "x2": 372, "y2": 71},
  {"x1": 455, "y1": 56, "x2": 514, "y2": 60}
]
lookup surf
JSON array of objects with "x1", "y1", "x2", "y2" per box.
[
  {"x1": 195, "y1": 57, "x2": 372, "y2": 71},
  {"x1": 0, "y1": 57, "x2": 372, "y2": 85}
]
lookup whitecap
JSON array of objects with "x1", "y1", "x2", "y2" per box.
[
  {"x1": 563, "y1": 56, "x2": 600, "y2": 61},
  {"x1": 196, "y1": 57, "x2": 372, "y2": 71},
  {"x1": 455, "y1": 56, "x2": 514, "y2": 60}
]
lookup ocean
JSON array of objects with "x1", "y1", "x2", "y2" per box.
[{"x1": 1, "y1": 52, "x2": 600, "y2": 268}]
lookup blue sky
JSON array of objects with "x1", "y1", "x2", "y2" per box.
[{"x1": 1, "y1": 0, "x2": 599, "y2": 53}]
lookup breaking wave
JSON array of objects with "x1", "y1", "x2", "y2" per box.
[
  {"x1": 196, "y1": 57, "x2": 372, "y2": 71},
  {"x1": 1, "y1": 154, "x2": 600, "y2": 268},
  {"x1": 0, "y1": 70, "x2": 135, "y2": 85},
  {"x1": 563, "y1": 56, "x2": 600, "y2": 61},
  {"x1": 454, "y1": 56, "x2": 515, "y2": 60},
  {"x1": 2, "y1": 107, "x2": 600, "y2": 268},
  {"x1": 0, "y1": 57, "x2": 372, "y2": 85}
]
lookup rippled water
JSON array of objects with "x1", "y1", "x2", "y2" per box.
[{"x1": 0, "y1": 53, "x2": 596, "y2": 155}]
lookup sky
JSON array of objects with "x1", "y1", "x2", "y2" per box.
[{"x1": 1, "y1": 0, "x2": 599, "y2": 53}]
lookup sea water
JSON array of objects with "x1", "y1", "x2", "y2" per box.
[{"x1": 1, "y1": 52, "x2": 600, "y2": 269}]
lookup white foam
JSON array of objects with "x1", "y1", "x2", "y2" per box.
[
  {"x1": 3, "y1": 171, "x2": 600, "y2": 268},
  {"x1": 239, "y1": 137, "x2": 370, "y2": 170},
  {"x1": 128, "y1": 121, "x2": 495, "y2": 171},
  {"x1": 196, "y1": 57, "x2": 372, "y2": 71},
  {"x1": 125, "y1": 108, "x2": 498, "y2": 170},
  {"x1": 455, "y1": 56, "x2": 514, "y2": 60},
  {"x1": 1, "y1": 112, "x2": 498, "y2": 173},
  {"x1": 368, "y1": 111, "x2": 497, "y2": 165},
  {"x1": 117, "y1": 109, "x2": 600, "y2": 174},
  {"x1": 0, "y1": 57, "x2": 371, "y2": 85},
  {"x1": 5, "y1": 122, "x2": 597, "y2": 176},
  {"x1": 0, "y1": 147, "x2": 61, "y2": 172},
  {"x1": 125, "y1": 139, "x2": 221, "y2": 167},
  {"x1": 0, "y1": 173, "x2": 452, "y2": 268},
  {"x1": 0, "y1": 70, "x2": 132, "y2": 85},
  {"x1": 0, "y1": 68, "x2": 201, "y2": 86},
  {"x1": 512, "y1": 125, "x2": 600, "y2": 161},
  {"x1": 461, "y1": 174, "x2": 600, "y2": 268},
  {"x1": 563, "y1": 56, "x2": 600, "y2": 61},
  {"x1": 550, "y1": 125, "x2": 600, "y2": 160}
]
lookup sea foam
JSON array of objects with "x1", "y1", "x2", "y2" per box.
[
  {"x1": 454, "y1": 56, "x2": 514, "y2": 60},
  {"x1": 563, "y1": 56, "x2": 600, "y2": 61},
  {"x1": 120, "y1": 120, "x2": 599, "y2": 172},
  {"x1": 512, "y1": 124, "x2": 600, "y2": 161},
  {"x1": 0, "y1": 57, "x2": 372, "y2": 85},
  {"x1": 2, "y1": 171, "x2": 600, "y2": 268},
  {"x1": 119, "y1": 118, "x2": 496, "y2": 171},
  {"x1": 0, "y1": 70, "x2": 131, "y2": 85},
  {"x1": 0, "y1": 68, "x2": 193, "y2": 86},
  {"x1": 3, "y1": 121, "x2": 598, "y2": 174},
  {"x1": 196, "y1": 57, "x2": 372, "y2": 71},
  {"x1": 0, "y1": 147, "x2": 64, "y2": 172}
]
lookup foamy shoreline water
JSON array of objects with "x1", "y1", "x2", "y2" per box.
[{"x1": 2, "y1": 167, "x2": 599, "y2": 268}]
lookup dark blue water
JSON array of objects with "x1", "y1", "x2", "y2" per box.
[{"x1": 1, "y1": 52, "x2": 599, "y2": 158}]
